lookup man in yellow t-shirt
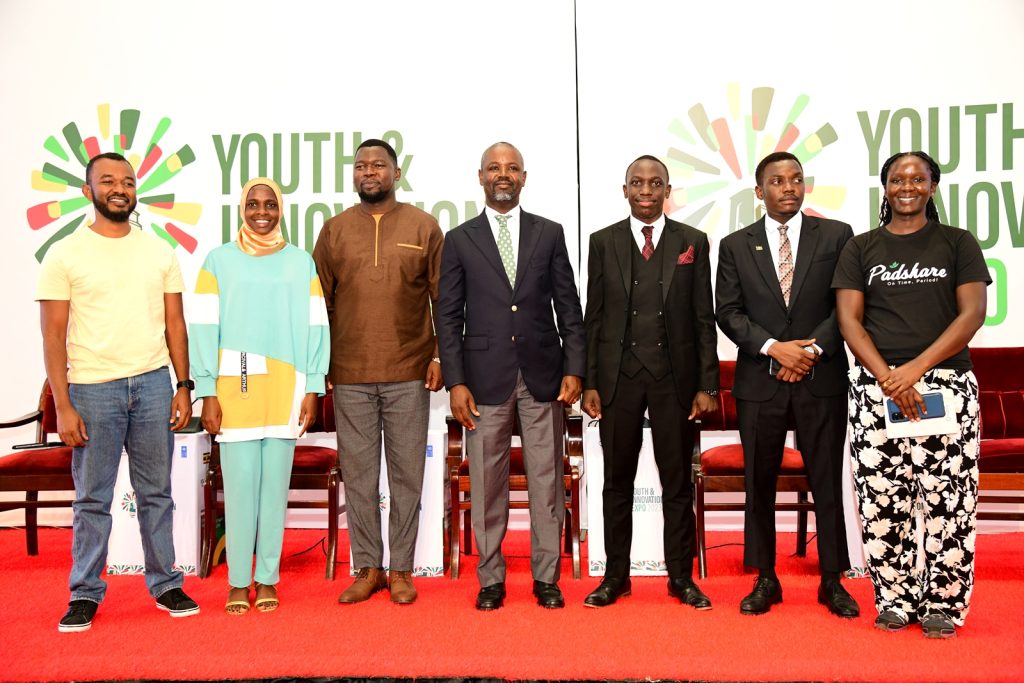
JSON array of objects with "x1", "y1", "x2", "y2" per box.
[{"x1": 36, "y1": 152, "x2": 198, "y2": 633}]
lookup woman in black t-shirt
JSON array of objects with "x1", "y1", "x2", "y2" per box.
[{"x1": 832, "y1": 151, "x2": 990, "y2": 638}]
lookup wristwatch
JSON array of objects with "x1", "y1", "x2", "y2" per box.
[
  {"x1": 176, "y1": 379, "x2": 195, "y2": 391},
  {"x1": 431, "y1": 357, "x2": 441, "y2": 365},
  {"x1": 702, "y1": 389, "x2": 719, "y2": 397}
]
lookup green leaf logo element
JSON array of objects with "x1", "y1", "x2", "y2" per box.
[{"x1": 890, "y1": 261, "x2": 899, "y2": 268}]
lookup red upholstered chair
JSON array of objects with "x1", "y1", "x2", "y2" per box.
[
  {"x1": 970, "y1": 347, "x2": 1024, "y2": 522},
  {"x1": 691, "y1": 360, "x2": 813, "y2": 578},
  {"x1": 445, "y1": 408, "x2": 584, "y2": 579},
  {"x1": 199, "y1": 392, "x2": 345, "y2": 579},
  {"x1": 0, "y1": 382, "x2": 75, "y2": 555}
]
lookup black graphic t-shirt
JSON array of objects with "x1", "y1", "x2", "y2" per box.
[{"x1": 831, "y1": 221, "x2": 991, "y2": 369}]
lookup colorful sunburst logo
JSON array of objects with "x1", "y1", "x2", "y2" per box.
[
  {"x1": 26, "y1": 104, "x2": 202, "y2": 262},
  {"x1": 663, "y1": 83, "x2": 846, "y2": 237},
  {"x1": 120, "y1": 491, "x2": 137, "y2": 518}
]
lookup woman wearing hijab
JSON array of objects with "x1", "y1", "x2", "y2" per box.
[
  {"x1": 832, "y1": 151, "x2": 989, "y2": 638},
  {"x1": 190, "y1": 177, "x2": 330, "y2": 614}
]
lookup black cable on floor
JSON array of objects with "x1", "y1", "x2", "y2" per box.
[{"x1": 288, "y1": 536, "x2": 328, "y2": 558}]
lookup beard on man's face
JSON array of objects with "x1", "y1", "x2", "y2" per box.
[
  {"x1": 93, "y1": 196, "x2": 137, "y2": 222},
  {"x1": 357, "y1": 188, "x2": 390, "y2": 204}
]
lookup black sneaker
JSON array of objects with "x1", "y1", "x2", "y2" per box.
[
  {"x1": 58, "y1": 600, "x2": 98, "y2": 633},
  {"x1": 155, "y1": 588, "x2": 200, "y2": 617}
]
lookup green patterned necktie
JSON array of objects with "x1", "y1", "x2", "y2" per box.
[{"x1": 495, "y1": 213, "x2": 516, "y2": 287}]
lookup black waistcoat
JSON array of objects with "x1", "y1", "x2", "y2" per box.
[{"x1": 621, "y1": 238, "x2": 670, "y2": 379}]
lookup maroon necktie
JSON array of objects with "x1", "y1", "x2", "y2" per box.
[{"x1": 641, "y1": 225, "x2": 654, "y2": 261}]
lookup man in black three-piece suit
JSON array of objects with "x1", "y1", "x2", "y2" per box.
[
  {"x1": 437, "y1": 142, "x2": 586, "y2": 611},
  {"x1": 715, "y1": 151, "x2": 859, "y2": 618},
  {"x1": 581, "y1": 156, "x2": 719, "y2": 609}
]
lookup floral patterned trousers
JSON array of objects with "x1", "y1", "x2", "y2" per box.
[{"x1": 848, "y1": 365, "x2": 980, "y2": 625}]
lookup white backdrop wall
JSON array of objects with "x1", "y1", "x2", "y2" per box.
[
  {"x1": 577, "y1": 0, "x2": 1024, "y2": 360},
  {"x1": 2, "y1": 1, "x2": 1022, "y2": 528},
  {"x1": 0, "y1": 0, "x2": 580, "y2": 455}
]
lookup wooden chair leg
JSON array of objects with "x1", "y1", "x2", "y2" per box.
[
  {"x1": 199, "y1": 476, "x2": 216, "y2": 578},
  {"x1": 449, "y1": 480, "x2": 461, "y2": 579},
  {"x1": 695, "y1": 475, "x2": 708, "y2": 579},
  {"x1": 796, "y1": 491, "x2": 808, "y2": 557},
  {"x1": 26, "y1": 491, "x2": 39, "y2": 556},
  {"x1": 570, "y1": 475, "x2": 581, "y2": 579},
  {"x1": 442, "y1": 495, "x2": 451, "y2": 575},
  {"x1": 563, "y1": 507, "x2": 572, "y2": 554},
  {"x1": 463, "y1": 508, "x2": 473, "y2": 554},
  {"x1": 326, "y1": 473, "x2": 339, "y2": 580}
]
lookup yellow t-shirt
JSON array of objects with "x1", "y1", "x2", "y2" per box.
[{"x1": 36, "y1": 226, "x2": 185, "y2": 384}]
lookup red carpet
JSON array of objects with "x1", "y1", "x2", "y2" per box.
[{"x1": 1, "y1": 527, "x2": 1022, "y2": 682}]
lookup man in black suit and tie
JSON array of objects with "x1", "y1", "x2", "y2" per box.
[
  {"x1": 437, "y1": 142, "x2": 586, "y2": 611},
  {"x1": 715, "y1": 151, "x2": 859, "y2": 617},
  {"x1": 582, "y1": 155, "x2": 719, "y2": 608}
]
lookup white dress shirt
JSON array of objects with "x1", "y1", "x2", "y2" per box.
[
  {"x1": 764, "y1": 210, "x2": 803, "y2": 274},
  {"x1": 759, "y1": 211, "x2": 820, "y2": 357},
  {"x1": 628, "y1": 213, "x2": 666, "y2": 252}
]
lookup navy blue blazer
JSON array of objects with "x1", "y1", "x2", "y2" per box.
[{"x1": 437, "y1": 209, "x2": 586, "y2": 405}]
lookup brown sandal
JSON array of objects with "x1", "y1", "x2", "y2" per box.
[
  {"x1": 254, "y1": 583, "x2": 279, "y2": 612},
  {"x1": 224, "y1": 586, "x2": 250, "y2": 615}
]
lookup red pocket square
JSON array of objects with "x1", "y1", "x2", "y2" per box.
[{"x1": 677, "y1": 245, "x2": 695, "y2": 265}]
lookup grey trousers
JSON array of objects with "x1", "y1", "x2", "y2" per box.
[
  {"x1": 333, "y1": 380, "x2": 429, "y2": 571},
  {"x1": 466, "y1": 371, "x2": 564, "y2": 586}
]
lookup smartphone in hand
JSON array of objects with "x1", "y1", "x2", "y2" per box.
[{"x1": 886, "y1": 391, "x2": 946, "y2": 423}]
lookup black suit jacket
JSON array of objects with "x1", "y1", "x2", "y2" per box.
[
  {"x1": 437, "y1": 209, "x2": 586, "y2": 405},
  {"x1": 584, "y1": 218, "x2": 719, "y2": 404},
  {"x1": 715, "y1": 213, "x2": 854, "y2": 401}
]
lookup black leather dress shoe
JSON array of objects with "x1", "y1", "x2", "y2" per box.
[
  {"x1": 668, "y1": 577, "x2": 712, "y2": 610},
  {"x1": 740, "y1": 576, "x2": 782, "y2": 615},
  {"x1": 818, "y1": 581, "x2": 860, "y2": 618},
  {"x1": 475, "y1": 583, "x2": 506, "y2": 611},
  {"x1": 532, "y1": 581, "x2": 565, "y2": 609},
  {"x1": 583, "y1": 577, "x2": 631, "y2": 608}
]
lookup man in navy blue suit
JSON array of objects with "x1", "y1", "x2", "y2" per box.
[{"x1": 437, "y1": 142, "x2": 585, "y2": 611}]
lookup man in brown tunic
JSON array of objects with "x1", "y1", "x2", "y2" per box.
[{"x1": 313, "y1": 139, "x2": 444, "y2": 605}]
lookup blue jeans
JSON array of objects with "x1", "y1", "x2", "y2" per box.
[{"x1": 68, "y1": 367, "x2": 183, "y2": 602}]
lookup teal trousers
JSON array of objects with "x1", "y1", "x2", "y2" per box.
[{"x1": 220, "y1": 438, "x2": 295, "y2": 588}]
